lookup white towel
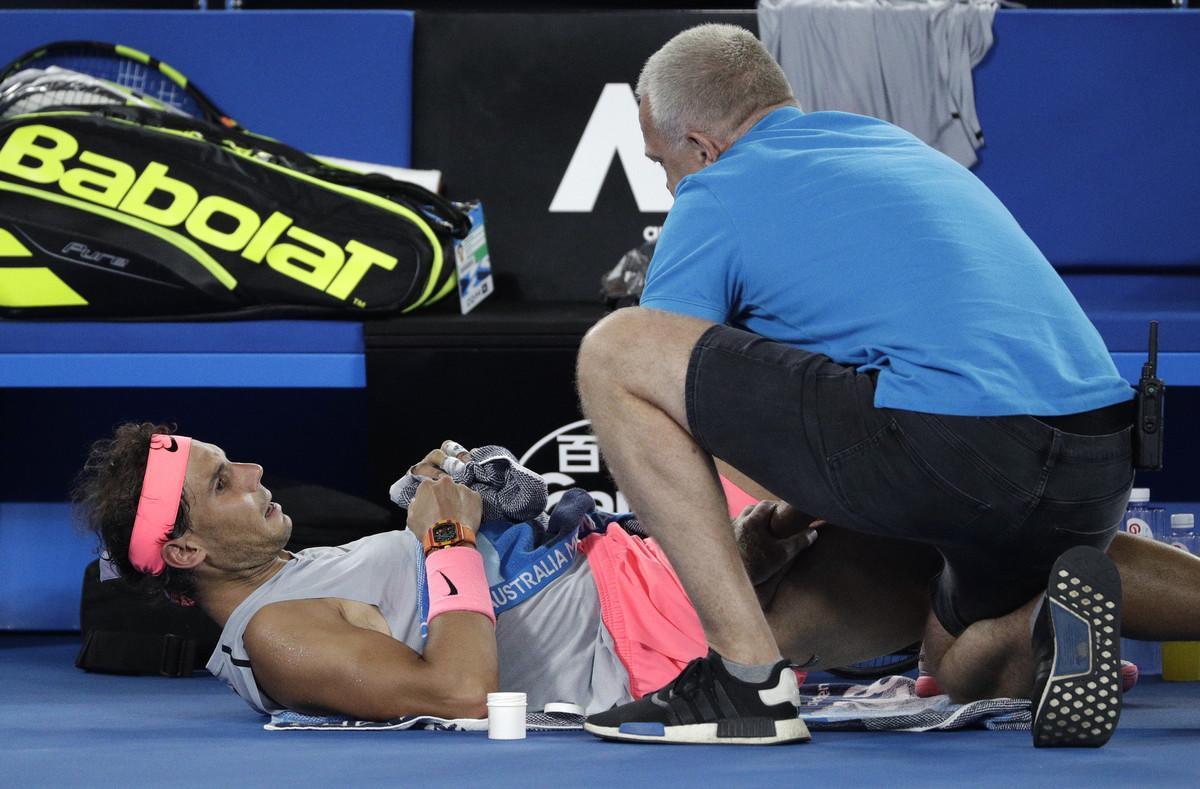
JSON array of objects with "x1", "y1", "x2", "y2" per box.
[
  {"x1": 266, "y1": 708, "x2": 586, "y2": 732},
  {"x1": 798, "y1": 675, "x2": 1030, "y2": 731},
  {"x1": 265, "y1": 678, "x2": 1029, "y2": 733}
]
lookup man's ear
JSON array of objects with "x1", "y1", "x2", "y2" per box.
[
  {"x1": 162, "y1": 534, "x2": 206, "y2": 571},
  {"x1": 687, "y1": 131, "x2": 727, "y2": 166}
]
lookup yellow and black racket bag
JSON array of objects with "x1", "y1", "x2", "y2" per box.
[{"x1": 0, "y1": 102, "x2": 467, "y2": 319}]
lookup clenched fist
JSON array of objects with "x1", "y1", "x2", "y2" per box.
[{"x1": 406, "y1": 476, "x2": 483, "y2": 540}]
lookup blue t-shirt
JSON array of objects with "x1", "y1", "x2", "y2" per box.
[{"x1": 640, "y1": 108, "x2": 1132, "y2": 417}]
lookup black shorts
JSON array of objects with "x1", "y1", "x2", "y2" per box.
[{"x1": 686, "y1": 324, "x2": 1135, "y2": 636}]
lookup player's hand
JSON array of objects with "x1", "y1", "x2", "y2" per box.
[
  {"x1": 734, "y1": 501, "x2": 822, "y2": 585},
  {"x1": 409, "y1": 440, "x2": 473, "y2": 479},
  {"x1": 406, "y1": 476, "x2": 483, "y2": 539}
]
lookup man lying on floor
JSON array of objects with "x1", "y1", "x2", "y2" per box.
[
  {"x1": 76, "y1": 423, "x2": 1200, "y2": 739},
  {"x1": 75, "y1": 423, "x2": 769, "y2": 728}
]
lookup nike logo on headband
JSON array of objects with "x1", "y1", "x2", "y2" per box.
[
  {"x1": 438, "y1": 571, "x2": 459, "y2": 596},
  {"x1": 149, "y1": 434, "x2": 180, "y2": 452}
]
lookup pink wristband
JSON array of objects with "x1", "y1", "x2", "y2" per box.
[{"x1": 425, "y1": 546, "x2": 495, "y2": 626}]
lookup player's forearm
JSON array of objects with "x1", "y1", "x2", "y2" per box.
[
  {"x1": 415, "y1": 539, "x2": 499, "y2": 718},
  {"x1": 419, "y1": 611, "x2": 499, "y2": 718},
  {"x1": 305, "y1": 613, "x2": 498, "y2": 721},
  {"x1": 402, "y1": 479, "x2": 495, "y2": 717}
]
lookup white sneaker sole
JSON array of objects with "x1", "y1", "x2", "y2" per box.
[
  {"x1": 1032, "y1": 547, "x2": 1122, "y2": 748},
  {"x1": 583, "y1": 716, "x2": 811, "y2": 745}
]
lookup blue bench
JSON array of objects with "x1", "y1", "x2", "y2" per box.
[{"x1": 0, "y1": 321, "x2": 365, "y2": 388}]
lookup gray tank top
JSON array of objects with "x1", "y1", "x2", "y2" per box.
[{"x1": 206, "y1": 530, "x2": 629, "y2": 716}]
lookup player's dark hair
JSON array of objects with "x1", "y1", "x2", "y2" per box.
[{"x1": 73, "y1": 422, "x2": 197, "y2": 604}]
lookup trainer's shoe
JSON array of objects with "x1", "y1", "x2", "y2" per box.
[
  {"x1": 584, "y1": 650, "x2": 811, "y2": 745},
  {"x1": 1031, "y1": 545, "x2": 1123, "y2": 748}
]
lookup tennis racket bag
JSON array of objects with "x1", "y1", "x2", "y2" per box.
[{"x1": 0, "y1": 42, "x2": 469, "y2": 318}]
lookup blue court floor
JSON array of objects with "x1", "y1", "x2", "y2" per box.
[{"x1": 2, "y1": 635, "x2": 1197, "y2": 788}]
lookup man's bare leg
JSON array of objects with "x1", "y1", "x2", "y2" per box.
[
  {"x1": 1109, "y1": 533, "x2": 1200, "y2": 640},
  {"x1": 577, "y1": 307, "x2": 779, "y2": 665},
  {"x1": 757, "y1": 524, "x2": 939, "y2": 670},
  {"x1": 916, "y1": 533, "x2": 1200, "y2": 702},
  {"x1": 746, "y1": 525, "x2": 1200, "y2": 697},
  {"x1": 714, "y1": 459, "x2": 779, "y2": 501},
  {"x1": 735, "y1": 501, "x2": 1039, "y2": 698},
  {"x1": 921, "y1": 600, "x2": 1041, "y2": 701}
]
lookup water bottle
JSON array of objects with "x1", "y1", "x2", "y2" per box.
[
  {"x1": 1121, "y1": 488, "x2": 1165, "y2": 673},
  {"x1": 1162, "y1": 512, "x2": 1200, "y2": 680},
  {"x1": 1164, "y1": 513, "x2": 1196, "y2": 555},
  {"x1": 1123, "y1": 488, "x2": 1166, "y2": 540}
]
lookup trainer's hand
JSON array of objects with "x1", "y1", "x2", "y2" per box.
[
  {"x1": 409, "y1": 440, "x2": 474, "y2": 479},
  {"x1": 734, "y1": 501, "x2": 822, "y2": 586},
  {"x1": 406, "y1": 476, "x2": 482, "y2": 540}
]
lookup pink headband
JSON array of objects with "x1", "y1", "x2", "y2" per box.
[{"x1": 129, "y1": 433, "x2": 192, "y2": 576}]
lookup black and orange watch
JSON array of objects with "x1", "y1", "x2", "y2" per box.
[{"x1": 421, "y1": 519, "x2": 476, "y2": 556}]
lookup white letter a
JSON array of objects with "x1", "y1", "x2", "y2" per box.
[{"x1": 549, "y1": 83, "x2": 674, "y2": 213}]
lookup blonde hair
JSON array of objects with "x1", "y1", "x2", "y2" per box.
[{"x1": 636, "y1": 24, "x2": 795, "y2": 148}]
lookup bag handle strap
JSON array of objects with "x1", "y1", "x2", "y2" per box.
[{"x1": 75, "y1": 630, "x2": 208, "y2": 677}]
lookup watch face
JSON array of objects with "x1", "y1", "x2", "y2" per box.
[{"x1": 431, "y1": 522, "x2": 458, "y2": 543}]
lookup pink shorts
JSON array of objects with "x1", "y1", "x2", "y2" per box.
[{"x1": 580, "y1": 526, "x2": 707, "y2": 700}]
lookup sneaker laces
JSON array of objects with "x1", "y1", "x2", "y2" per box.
[{"x1": 658, "y1": 656, "x2": 716, "y2": 700}]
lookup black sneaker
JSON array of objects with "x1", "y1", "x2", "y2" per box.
[
  {"x1": 1031, "y1": 545, "x2": 1123, "y2": 748},
  {"x1": 583, "y1": 650, "x2": 810, "y2": 745}
]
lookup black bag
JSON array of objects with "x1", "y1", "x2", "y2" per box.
[
  {"x1": 0, "y1": 108, "x2": 469, "y2": 319},
  {"x1": 75, "y1": 478, "x2": 402, "y2": 676},
  {"x1": 75, "y1": 559, "x2": 221, "y2": 677},
  {"x1": 0, "y1": 44, "x2": 471, "y2": 319}
]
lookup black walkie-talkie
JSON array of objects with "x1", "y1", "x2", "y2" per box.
[{"x1": 1133, "y1": 321, "x2": 1164, "y2": 470}]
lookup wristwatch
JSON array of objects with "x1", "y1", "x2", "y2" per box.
[{"x1": 421, "y1": 519, "x2": 476, "y2": 555}]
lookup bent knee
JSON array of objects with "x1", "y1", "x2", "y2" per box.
[
  {"x1": 579, "y1": 308, "x2": 644, "y2": 380},
  {"x1": 578, "y1": 307, "x2": 712, "y2": 387}
]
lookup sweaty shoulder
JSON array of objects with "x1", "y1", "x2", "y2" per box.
[{"x1": 240, "y1": 594, "x2": 435, "y2": 719}]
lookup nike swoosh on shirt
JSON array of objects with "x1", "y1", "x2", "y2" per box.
[{"x1": 438, "y1": 571, "x2": 459, "y2": 596}]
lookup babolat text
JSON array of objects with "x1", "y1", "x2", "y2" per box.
[{"x1": 0, "y1": 124, "x2": 399, "y2": 299}]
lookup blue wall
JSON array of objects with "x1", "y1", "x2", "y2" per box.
[
  {"x1": 974, "y1": 10, "x2": 1200, "y2": 270},
  {"x1": 0, "y1": 10, "x2": 414, "y2": 166},
  {"x1": 0, "y1": 504, "x2": 93, "y2": 630}
]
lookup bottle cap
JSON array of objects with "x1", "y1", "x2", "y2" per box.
[
  {"x1": 1170, "y1": 513, "x2": 1194, "y2": 529},
  {"x1": 1128, "y1": 488, "x2": 1150, "y2": 503}
]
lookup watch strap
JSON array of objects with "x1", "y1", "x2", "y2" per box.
[{"x1": 421, "y1": 519, "x2": 476, "y2": 555}]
